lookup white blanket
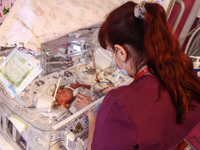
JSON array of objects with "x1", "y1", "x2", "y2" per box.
[{"x1": 0, "y1": 0, "x2": 127, "y2": 52}]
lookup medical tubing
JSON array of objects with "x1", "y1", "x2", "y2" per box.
[{"x1": 185, "y1": 25, "x2": 200, "y2": 55}]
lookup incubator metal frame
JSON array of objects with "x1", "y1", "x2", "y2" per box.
[{"x1": 0, "y1": 28, "x2": 133, "y2": 150}]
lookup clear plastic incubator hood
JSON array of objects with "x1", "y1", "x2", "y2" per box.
[{"x1": 0, "y1": 27, "x2": 133, "y2": 150}]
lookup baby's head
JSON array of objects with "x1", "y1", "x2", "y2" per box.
[{"x1": 55, "y1": 88, "x2": 73, "y2": 108}]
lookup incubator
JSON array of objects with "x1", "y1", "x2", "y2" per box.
[
  {"x1": 0, "y1": 0, "x2": 183, "y2": 149},
  {"x1": 0, "y1": 28, "x2": 133, "y2": 150}
]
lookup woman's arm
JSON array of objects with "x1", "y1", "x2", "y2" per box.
[
  {"x1": 75, "y1": 93, "x2": 96, "y2": 149},
  {"x1": 87, "y1": 113, "x2": 97, "y2": 150}
]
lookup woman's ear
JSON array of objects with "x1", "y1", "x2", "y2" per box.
[{"x1": 114, "y1": 44, "x2": 127, "y2": 62}]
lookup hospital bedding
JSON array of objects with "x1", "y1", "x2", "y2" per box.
[{"x1": 0, "y1": 0, "x2": 126, "y2": 52}]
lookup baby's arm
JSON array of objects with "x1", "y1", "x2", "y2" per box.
[{"x1": 70, "y1": 81, "x2": 91, "y2": 89}]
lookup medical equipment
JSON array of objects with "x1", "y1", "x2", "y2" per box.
[
  {"x1": 185, "y1": 22, "x2": 200, "y2": 79},
  {"x1": 0, "y1": 28, "x2": 133, "y2": 150},
  {"x1": 190, "y1": 56, "x2": 200, "y2": 79},
  {"x1": 0, "y1": 0, "x2": 181, "y2": 149}
]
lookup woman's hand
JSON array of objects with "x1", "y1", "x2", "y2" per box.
[{"x1": 76, "y1": 93, "x2": 93, "y2": 116}]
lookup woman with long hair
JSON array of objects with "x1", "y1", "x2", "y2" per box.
[{"x1": 76, "y1": 1, "x2": 200, "y2": 149}]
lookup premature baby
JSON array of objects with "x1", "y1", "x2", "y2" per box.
[
  {"x1": 54, "y1": 81, "x2": 91, "y2": 109},
  {"x1": 36, "y1": 80, "x2": 91, "y2": 113}
]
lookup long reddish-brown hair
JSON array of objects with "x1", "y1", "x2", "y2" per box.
[{"x1": 98, "y1": 1, "x2": 200, "y2": 124}]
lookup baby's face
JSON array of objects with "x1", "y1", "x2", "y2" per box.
[{"x1": 56, "y1": 88, "x2": 73, "y2": 107}]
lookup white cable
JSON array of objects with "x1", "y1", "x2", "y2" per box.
[
  {"x1": 184, "y1": 26, "x2": 200, "y2": 55},
  {"x1": 179, "y1": 23, "x2": 200, "y2": 42}
]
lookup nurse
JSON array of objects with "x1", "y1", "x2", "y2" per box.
[{"x1": 76, "y1": 1, "x2": 200, "y2": 150}]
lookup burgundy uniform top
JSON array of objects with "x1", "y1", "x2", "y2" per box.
[{"x1": 92, "y1": 75, "x2": 200, "y2": 150}]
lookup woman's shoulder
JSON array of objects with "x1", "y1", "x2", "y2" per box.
[
  {"x1": 132, "y1": 74, "x2": 160, "y2": 86},
  {"x1": 109, "y1": 75, "x2": 161, "y2": 95},
  {"x1": 104, "y1": 74, "x2": 164, "y2": 109}
]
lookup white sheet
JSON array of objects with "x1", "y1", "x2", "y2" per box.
[{"x1": 0, "y1": 0, "x2": 127, "y2": 52}]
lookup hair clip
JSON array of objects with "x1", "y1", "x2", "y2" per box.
[{"x1": 134, "y1": 1, "x2": 146, "y2": 20}]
